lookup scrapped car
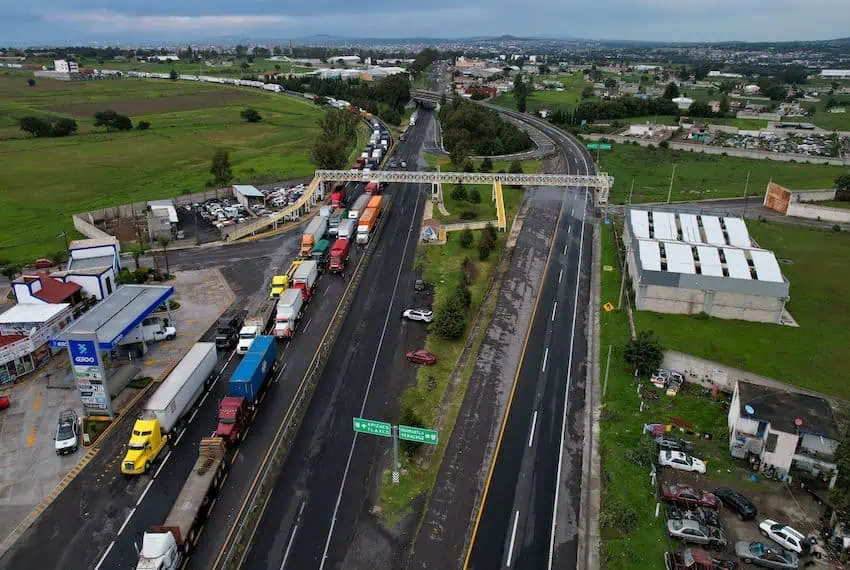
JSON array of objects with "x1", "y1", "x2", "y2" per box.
[
  {"x1": 667, "y1": 519, "x2": 727, "y2": 550},
  {"x1": 54, "y1": 409, "x2": 80, "y2": 455},
  {"x1": 406, "y1": 350, "x2": 437, "y2": 365},
  {"x1": 713, "y1": 487, "x2": 757, "y2": 521},
  {"x1": 759, "y1": 520, "x2": 806, "y2": 553},
  {"x1": 655, "y1": 434, "x2": 695, "y2": 454},
  {"x1": 664, "y1": 547, "x2": 738, "y2": 570},
  {"x1": 414, "y1": 279, "x2": 426, "y2": 291},
  {"x1": 661, "y1": 483, "x2": 720, "y2": 509},
  {"x1": 402, "y1": 308, "x2": 434, "y2": 323},
  {"x1": 735, "y1": 541, "x2": 798, "y2": 569},
  {"x1": 666, "y1": 505, "x2": 722, "y2": 528},
  {"x1": 659, "y1": 450, "x2": 707, "y2": 474}
]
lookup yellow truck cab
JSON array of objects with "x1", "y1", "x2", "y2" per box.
[
  {"x1": 122, "y1": 418, "x2": 167, "y2": 475},
  {"x1": 269, "y1": 275, "x2": 290, "y2": 299}
]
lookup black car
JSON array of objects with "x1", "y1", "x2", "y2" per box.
[{"x1": 713, "y1": 487, "x2": 757, "y2": 520}]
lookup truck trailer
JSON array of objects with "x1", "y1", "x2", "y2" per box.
[
  {"x1": 300, "y1": 216, "x2": 329, "y2": 258},
  {"x1": 122, "y1": 343, "x2": 216, "y2": 475},
  {"x1": 226, "y1": 336, "x2": 277, "y2": 411},
  {"x1": 135, "y1": 437, "x2": 227, "y2": 569},
  {"x1": 236, "y1": 300, "x2": 276, "y2": 354},
  {"x1": 348, "y1": 194, "x2": 371, "y2": 221},
  {"x1": 365, "y1": 181, "x2": 381, "y2": 195},
  {"x1": 357, "y1": 208, "x2": 378, "y2": 245},
  {"x1": 273, "y1": 289, "x2": 304, "y2": 339},
  {"x1": 328, "y1": 209, "x2": 348, "y2": 236},
  {"x1": 337, "y1": 218, "x2": 357, "y2": 241},
  {"x1": 311, "y1": 239, "x2": 331, "y2": 270},
  {"x1": 293, "y1": 260, "x2": 319, "y2": 300}
]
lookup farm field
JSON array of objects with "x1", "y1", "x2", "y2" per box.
[
  {"x1": 597, "y1": 143, "x2": 846, "y2": 203},
  {"x1": 0, "y1": 74, "x2": 323, "y2": 263}
]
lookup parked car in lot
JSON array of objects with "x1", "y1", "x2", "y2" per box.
[
  {"x1": 664, "y1": 548, "x2": 738, "y2": 570},
  {"x1": 35, "y1": 258, "x2": 55, "y2": 269},
  {"x1": 666, "y1": 504, "x2": 722, "y2": 528},
  {"x1": 402, "y1": 308, "x2": 433, "y2": 323},
  {"x1": 667, "y1": 519, "x2": 727, "y2": 550},
  {"x1": 54, "y1": 410, "x2": 80, "y2": 455},
  {"x1": 661, "y1": 483, "x2": 720, "y2": 509},
  {"x1": 659, "y1": 450, "x2": 707, "y2": 474},
  {"x1": 759, "y1": 520, "x2": 806, "y2": 553},
  {"x1": 655, "y1": 434, "x2": 695, "y2": 454},
  {"x1": 735, "y1": 541, "x2": 798, "y2": 569},
  {"x1": 406, "y1": 350, "x2": 437, "y2": 365},
  {"x1": 713, "y1": 487, "x2": 757, "y2": 521}
]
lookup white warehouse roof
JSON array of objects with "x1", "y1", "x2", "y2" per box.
[
  {"x1": 233, "y1": 185, "x2": 264, "y2": 198},
  {"x1": 0, "y1": 303, "x2": 70, "y2": 324}
]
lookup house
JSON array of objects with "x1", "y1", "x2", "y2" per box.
[
  {"x1": 53, "y1": 59, "x2": 79, "y2": 73},
  {"x1": 672, "y1": 96, "x2": 694, "y2": 110},
  {"x1": 12, "y1": 274, "x2": 82, "y2": 306},
  {"x1": 51, "y1": 237, "x2": 121, "y2": 301},
  {"x1": 0, "y1": 303, "x2": 74, "y2": 384},
  {"x1": 728, "y1": 380, "x2": 840, "y2": 488}
]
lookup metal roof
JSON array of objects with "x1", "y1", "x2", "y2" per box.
[
  {"x1": 638, "y1": 240, "x2": 661, "y2": 271},
  {"x1": 652, "y1": 211, "x2": 677, "y2": 240},
  {"x1": 724, "y1": 217, "x2": 751, "y2": 247},
  {"x1": 630, "y1": 209, "x2": 650, "y2": 239},
  {"x1": 68, "y1": 255, "x2": 115, "y2": 271},
  {"x1": 679, "y1": 213, "x2": 702, "y2": 244},
  {"x1": 701, "y1": 215, "x2": 725, "y2": 246},
  {"x1": 696, "y1": 246, "x2": 724, "y2": 277},
  {"x1": 724, "y1": 249, "x2": 752, "y2": 280},
  {"x1": 750, "y1": 250, "x2": 783, "y2": 283},
  {"x1": 233, "y1": 185, "x2": 264, "y2": 198},
  {"x1": 52, "y1": 285, "x2": 173, "y2": 349},
  {"x1": 664, "y1": 242, "x2": 696, "y2": 275},
  {"x1": 0, "y1": 303, "x2": 70, "y2": 324}
]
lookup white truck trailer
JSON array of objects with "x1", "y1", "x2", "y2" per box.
[{"x1": 273, "y1": 289, "x2": 305, "y2": 339}]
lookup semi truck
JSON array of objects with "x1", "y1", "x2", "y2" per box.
[
  {"x1": 122, "y1": 343, "x2": 217, "y2": 475},
  {"x1": 349, "y1": 194, "x2": 371, "y2": 221},
  {"x1": 236, "y1": 300, "x2": 276, "y2": 355},
  {"x1": 273, "y1": 289, "x2": 304, "y2": 339},
  {"x1": 329, "y1": 238, "x2": 351, "y2": 274},
  {"x1": 330, "y1": 184, "x2": 346, "y2": 208},
  {"x1": 365, "y1": 181, "x2": 381, "y2": 195},
  {"x1": 293, "y1": 260, "x2": 319, "y2": 301},
  {"x1": 134, "y1": 437, "x2": 227, "y2": 569},
  {"x1": 357, "y1": 208, "x2": 378, "y2": 245},
  {"x1": 328, "y1": 209, "x2": 348, "y2": 236},
  {"x1": 214, "y1": 312, "x2": 243, "y2": 350},
  {"x1": 366, "y1": 195, "x2": 384, "y2": 217},
  {"x1": 225, "y1": 336, "x2": 277, "y2": 413},
  {"x1": 311, "y1": 239, "x2": 331, "y2": 271},
  {"x1": 300, "y1": 215, "x2": 328, "y2": 258},
  {"x1": 269, "y1": 260, "x2": 302, "y2": 299},
  {"x1": 337, "y1": 218, "x2": 357, "y2": 241}
]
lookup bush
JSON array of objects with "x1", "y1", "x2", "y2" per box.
[
  {"x1": 623, "y1": 330, "x2": 664, "y2": 377},
  {"x1": 434, "y1": 296, "x2": 467, "y2": 340},
  {"x1": 133, "y1": 268, "x2": 150, "y2": 284},
  {"x1": 20, "y1": 115, "x2": 77, "y2": 138},
  {"x1": 459, "y1": 228, "x2": 474, "y2": 248},
  {"x1": 450, "y1": 184, "x2": 467, "y2": 202},
  {"x1": 94, "y1": 110, "x2": 133, "y2": 131},
  {"x1": 460, "y1": 211, "x2": 477, "y2": 220},
  {"x1": 399, "y1": 406, "x2": 425, "y2": 457},
  {"x1": 461, "y1": 256, "x2": 476, "y2": 285},
  {"x1": 600, "y1": 499, "x2": 638, "y2": 533},
  {"x1": 478, "y1": 243, "x2": 491, "y2": 260},
  {"x1": 833, "y1": 224, "x2": 842, "y2": 232},
  {"x1": 137, "y1": 120, "x2": 151, "y2": 130},
  {"x1": 454, "y1": 283, "x2": 472, "y2": 311},
  {"x1": 659, "y1": 140, "x2": 670, "y2": 149},
  {"x1": 624, "y1": 437, "x2": 657, "y2": 468},
  {"x1": 241, "y1": 108, "x2": 262, "y2": 123}
]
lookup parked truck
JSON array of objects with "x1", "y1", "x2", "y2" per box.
[
  {"x1": 349, "y1": 194, "x2": 371, "y2": 221},
  {"x1": 120, "y1": 316, "x2": 176, "y2": 345},
  {"x1": 329, "y1": 238, "x2": 351, "y2": 274},
  {"x1": 330, "y1": 183, "x2": 346, "y2": 208},
  {"x1": 226, "y1": 336, "x2": 277, "y2": 413},
  {"x1": 337, "y1": 218, "x2": 357, "y2": 241},
  {"x1": 134, "y1": 437, "x2": 227, "y2": 568},
  {"x1": 357, "y1": 208, "x2": 378, "y2": 245},
  {"x1": 273, "y1": 289, "x2": 304, "y2": 339},
  {"x1": 269, "y1": 260, "x2": 302, "y2": 299},
  {"x1": 293, "y1": 260, "x2": 319, "y2": 300},
  {"x1": 311, "y1": 239, "x2": 331, "y2": 270},
  {"x1": 365, "y1": 181, "x2": 381, "y2": 195},
  {"x1": 300, "y1": 215, "x2": 329, "y2": 258},
  {"x1": 367, "y1": 195, "x2": 384, "y2": 216},
  {"x1": 328, "y1": 209, "x2": 348, "y2": 236},
  {"x1": 122, "y1": 343, "x2": 216, "y2": 475},
  {"x1": 214, "y1": 312, "x2": 243, "y2": 350},
  {"x1": 236, "y1": 300, "x2": 277, "y2": 354}
]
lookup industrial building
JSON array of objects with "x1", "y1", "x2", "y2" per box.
[
  {"x1": 147, "y1": 199, "x2": 179, "y2": 240},
  {"x1": 623, "y1": 208, "x2": 790, "y2": 324},
  {"x1": 233, "y1": 184, "x2": 265, "y2": 209}
]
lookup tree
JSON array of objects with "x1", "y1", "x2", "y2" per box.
[
  {"x1": 835, "y1": 174, "x2": 850, "y2": 201},
  {"x1": 450, "y1": 144, "x2": 469, "y2": 171},
  {"x1": 434, "y1": 296, "x2": 466, "y2": 340},
  {"x1": 468, "y1": 187, "x2": 482, "y2": 209},
  {"x1": 623, "y1": 330, "x2": 664, "y2": 378},
  {"x1": 137, "y1": 120, "x2": 151, "y2": 130},
  {"x1": 51, "y1": 118, "x2": 78, "y2": 137},
  {"x1": 169, "y1": 68, "x2": 178, "y2": 80},
  {"x1": 517, "y1": 95, "x2": 527, "y2": 113},
  {"x1": 830, "y1": 428, "x2": 850, "y2": 518},
  {"x1": 604, "y1": 78, "x2": 618, "y2": 91},
  {"x1": 0, "y1": 264, "x2": 21, "y2": 282},
  {"x1": 459, "y1": 228, "x2": 473, "y2": 248},
  {"x1": 582, "y1": 85, "x2": 595, "y2": 99},
  {"x1": 663, "y1": 82, "x2": 680, "y2": 100},
  {"x1": 509, "y1": 159, "x2": 524, "y2": 174},
  {"x1": 241, "y1": 108, "x2": 262, "y2": 123},
  {"x1": 677, "y1": 66, "x2": 690, "y2": 82},
  {"x1": 113, "y1": 114, "x2": 133, "y2": 131},
  {"x1": 479, "y1": 157, "x2": 493, "y2": 172},
  {"x1": 27, "y1": 78, "x2": 35, "y2": 87},
  {"x1": 440, "y1": 92, "x2": 447, "y2": 106},
  {"x1": 94, "y1": 109, "x2": 132, "y2": 131},
  {"x1": 451, "y1": 183, "x2": 467, "y2": 202},
  {"x1": 719, "y1": 96, "x2": 730, "y2": 116},
  {"x1": 687, "y1": 101, "x2": 713, "y2": 117},
  {"x1": 157, "y1": 236, "x2": 171, "y2": 278},
  {"x1": 20, "y1": 116, "x2": 51, "y2": 137},
  {"x1": 209, "y1": 149, "x2": 233, "y2": 186},
  {"x1": 240, "y1": 62, "x2": 250, "y2": 71},
  {"x1": 311, "y1": 137, "x2": 348, "y2": 170}
]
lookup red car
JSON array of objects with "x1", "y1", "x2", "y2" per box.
[
  {"x1": 0, "y1": 395, "x2": 10, "y2": 410},
  {"x1": 661, "y1": 483, "x2": 720, "y2": 510},
  {"x1": 406, "y1": 350, "x2": 437, "y2": 365}
]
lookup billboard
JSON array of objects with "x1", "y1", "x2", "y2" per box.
[
  {"x1": 69, "y1": 340, "x2": 99, "y2": 366},
  {"x1": 764, "y1": 182, "x2": 791, "y2": 215},
  {"x1": 68, "y1": 337, "x2": 113, "y2": 417}
]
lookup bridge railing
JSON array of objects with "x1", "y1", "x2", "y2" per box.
[
  {"x1": 315, "y1": 169, "x2": 612, "y2": 189},
  {"x1": 227, "y1": 176, "x2": 323, "y2": 241}
]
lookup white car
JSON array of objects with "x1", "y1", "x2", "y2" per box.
[
  {"x1": 54, "y1": 410, "x2": 80, "y2": 455},
  {"x1": 402, "y1": 308, "x2": 433, "y2": 323},
  {"x1": 759, "y1": 520, "x2": 806, "y2": 553},
  {"x1": 659, "y1": 450, "x2": 706, "y2": 474}
]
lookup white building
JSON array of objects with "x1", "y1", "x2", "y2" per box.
[
  {"x1": 729, "y1": 380, "x2": 840, "y2": 487},
  {"x1": 232, "y1": 185, "x2": 265, "y2": 209},
  {"x1": 672, "y1": 96, "x2": 694, "y2": 110},
  {"x1": 147, "y1": 200, "x2": 179, "y2": 240},
  {"x1": 147, "y1": 55, "x2": 180, "y2": 62},
  {"x1": 708, "y1": 71, "x2": 743, "y2": 79},
  {"x1": 332, "y1": 55, "x2": 361, "y2": 65},
  {"x1": 819, "y1": 70, "x2": 850, "y2": 79},
  {"x1": 54, "y1": 59, "x2": 79, "y2": 73},
  {"x1": 52, "y1": 237, "x2": 122, "y2": 300},
  {"x1": 0, "y1": 303, "x2": 74, "y2": 384}
]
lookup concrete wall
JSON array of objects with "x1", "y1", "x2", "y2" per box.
[
  {"x1": 787, "y1": 202, "x2": 850, "y2": 223},
  {"x1": 763, "y1": 429, "x2": 798, "y2": 473},
  {"x1": 636, "y1": 282, "x2": 784, "y2": 323},
  {"x1": 794, "y1": 189, "x2": 837, "y2": 202},
  {"x1": 11, "y1": 282, "x2": 43, "y2": 305},
  {"x1": 72, "y1": 214, "x2": 112, "y2": 240}
]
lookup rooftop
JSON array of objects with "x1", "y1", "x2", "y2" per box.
[
  {"x1": 737, "y1": 381, "x2": 839, "y2": 440},
  {"x1": 232, "y1": 184, "x2": 264, "y2": 198},
  {"x1": 66, "y1": 255, "x2": 115, "y2": 272},
  {"x1": 0, "y1": 334, "x2": 27, "y2": 349},
  {"x1": 15, "y1": 275, "x2": 81, "y2": 303},
  {"x1": 69, "y1": 236, "x2": 118, "y2": 251},
  {"x1": 0, "y1": 302, "x2": 71, "y2": 324}
]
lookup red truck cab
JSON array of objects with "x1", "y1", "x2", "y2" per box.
[
  {"x1": 330, "y1": 183, "x2": 346, "y2": 207},
  {"x1": 329, "y1": 238, "x2": 351, "y2": 273},
  {"x1": 216, "y1": 396, "x2": 249, "y2": 444},
  {"x1": 365, "y1": 181, "x2": 381, "y2": 195}
]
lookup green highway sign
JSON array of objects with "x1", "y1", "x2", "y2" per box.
[
  {"x1": 587, "y1": 143, "x2": 612, "y2": 150},
  {"x1": 353, "y1": 417, "x2": 392, "y2": 438},
  {"x1": 398, "y1": 424, "x2": 439, "y2": 445}
]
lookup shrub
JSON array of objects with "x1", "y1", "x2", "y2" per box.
[
  {"x1": 459, "y1": 211, "x2": 477, "y2": 220},
  {"x1": 624, "y1": 437, "x2": 657, "y2": 468},
  {"x1": 137, "y1": 120, "x2": 151, "y2": 130},
  {"x1": 450, "y1": 184, "x2": 467, "y2": 202},
  {"x1": 454, "y1": 283, "x2": 472, "y2": 311},
  {"x1": 478, "y1": 243, "x2": 491, "y2": 260},
  {"x1": 833, "y1": 224, "x2": 842, "y2": 232},
  {"x1": 623, "y1": 330, "x2": 664, "y2": 377},
  {"x1": 459, "y1": 228, "x2": 473, "y2": 248},
  {"x1": 399, "y1": 406, "x2": 426, "y2": 457},
  {"x1": 434, "y1": 296, "x2": 467, "y2": 340},
  {"x1": 600, "y1": 498, "x2": 638, "y2": 533},
  {"x1": 241, "y1": 108, "x2": 262, "y2": 123},
  {"x1": 659, "y1": 140, "x2": 670, "y2": 149}
]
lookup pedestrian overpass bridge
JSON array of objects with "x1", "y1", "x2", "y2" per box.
[{"x1": 227, "y1": 169, "x2": 613, "y2": 241}]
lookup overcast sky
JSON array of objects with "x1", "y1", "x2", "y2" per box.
[{"x1": 4, "y1": 0, "x2": 850, "y2": 45}]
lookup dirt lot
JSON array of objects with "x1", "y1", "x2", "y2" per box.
[{"x1": 46, "y1": 90, "x2": 265, "y2": 117}]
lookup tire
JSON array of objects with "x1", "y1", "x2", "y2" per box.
[
  {"x1": 144, "y1": 461, "x2": 151, "y2": 473},
  {"x1": 166, "y1": 335, "x2": 175, "y2": 341},
  {"x1": 739, "y1": 513, "x2": 746, "y2": 521},
  {"x1": 760, "y1": 529, "x2": 768, "y2": 537},
  {"x1": 743, "y1": 558, "x2": 752, "y2": 565}
]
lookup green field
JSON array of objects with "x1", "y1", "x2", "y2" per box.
[
  {"x1": 810, "y1": 200, "x2": 850, "y2": 209},
  {"x1": 597, "y1": 144, "x2": 846, "y2": 204},
  {"x1": 635, "y1": 223, "x2": 850, "y2": 399},
  {"x1": 0, "y1": 74, "x2": 323, "y2": 263},
  {"x1": 810, "y1": 95, "x2": 850, "y2": 131}
]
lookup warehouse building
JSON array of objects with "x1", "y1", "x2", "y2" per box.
[
  {"x1": 623, "y1": 208, "x2": 790, "y2": 324},
  {"x1": 232, "y1": 184, "x2": 265, "y2": 210}
]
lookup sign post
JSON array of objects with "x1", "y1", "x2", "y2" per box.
[
  {"x1": 353, "y1": 417, "x2": 438, "y2": 485},
  {"x1": 68, "y1": 334, "x2": 114, "y2": 419}
]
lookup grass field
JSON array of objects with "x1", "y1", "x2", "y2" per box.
[
  {"x1": 597, "y1": 144, "x2": 846, "y2": 204},
  {"x1": 810, "y1": 95, "x2": 850, "y2": 131},
  {"x1": 0, "y1": 74, "x2": 323, "y2": 263},
  {"x1": 810, "y1": 200, "x2": 850, "y2": 209},
  {"x1": 635, "y1": 223, "x2": 850, "y2": 399}
]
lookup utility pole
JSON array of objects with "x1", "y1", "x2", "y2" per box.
[
  {"x1": 742, "y1": 170, "x2": 751, "y2": 218},
  {"x1": 193, "y1": 205, "x2": 200, "y2": 246},
  {"x1": 628, "y1": 178, "x2": 635, "y2": 205},
  {"x1": 666, "y1": 164, "x2": 677, "y2": 204},
  {"x1": 617, "y1": 247, "x2": 629, "y2": 310},
  {"x1": 57, "y1": 231, "x2": 69, "y2": 258},
  {"x1": 392, "y1": 425, "x2": 400, "y2": 485}
]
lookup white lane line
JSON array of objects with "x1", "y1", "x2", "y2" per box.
[
  {"x1": 174, "y1": 428, "x2": 186, "y2": 447},
  {"x1": 558, "y1": 269, "x2": 563, "y2": 284},
  {"x1": 548, "y1": 186, "x2": 589, "y2": 570},
  {"x1": 570, "y1": 207, "x2": 574, "y2": 217},
  {"x1": 528, "y1": 411, "x2": 538, "y2": 447},
  {"x1": 188, "y1": 408, "x2": 199, "y2": 424},
  {"x1": 117, "y1": 507, "x2": 136, "y2": 536},
  {"x1": 94, "y1": 541, "x2": 114, "y2": 570},
  {"x1": 562, "y1": 243, "x2": 567, "y2": 255},
  {"x1": 506, "y1": 510, "x2": 521, "y2": 567},
  {"x1": 200, "y1": 388, "x2": 212, "y2": 406},
  {"x1": 319, "y1": 188, "x2": 422, "y2": 570},
  {"x1": 137, "y1": 479, "x2": 154, "y2": 506},
  {"x1": 568, "y1": 225, "x2": 572, "y2": 234},
  {"x1": 551, "y1": 302, "x2": 558, "y2": 322},
  {"x1": 302, "y1": 318, "x2": 312, "y2": 333},
  {"x1": 542, "y1": 347, "x2": 549, "y2": 372},
  {"x1": 280, "y1": 524, "x2": 299, "y2": 570},
  {"x1": 153, "y1": 450, "x2": 172, "y2": 478}
]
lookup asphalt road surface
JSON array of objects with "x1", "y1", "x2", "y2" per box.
[{"x1": 239, "y1": 114, "x2": 431, "y2": 570}]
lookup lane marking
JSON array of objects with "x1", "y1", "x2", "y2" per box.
[
  {"x1": 562, "y1": 243, "x2": 567, "y2": 255},
  {"x1": 174, "y1": 428, "x2": 186, "y2": 447},
  {"x1": 570, "y1": 207, "x2": 574, "y2": 217},
  {"x1": 542, "y1": 347, "x2": 549, "y2": 372},
  {"x1": 200, "y1": 388, "x2": 212, "y2": 406},
  {"x1": 153, "y1": 450, "x2": 172, "y2": 479},
  {"x1": 231, "y1": 449, "x2": 240, "y2": 465},
  {"x1": 551, "y1": 302, "x2": 557, "y2": 322},
  {"x1": 558, "y1": 269, "x2": 563, "y2": 284},
  {"x1": 94, "y1": 541, "x2": 114, "y2": 570},
  {"x1": 528, "y1": 411, "x2": 538, "y2": 448},
  {"x1": 188, "y1": 408, "x2": 199, "y2": 424},
  {"x1": 280, "y1": 524, "x2": 299, "y2": 570},
  {"x1": 137, "y1": 480, "x2": 154, "y2": 506},
  {"x1": 117, "y1": 507, "x2": 136, "y2": 536},
  {"x1": 302, "y1": 318, "x2": 312, "y2": 333},
  {"x1": 506, "y1": 510, "x2": 521, "y2": 567},
  {"x1": 568, "y1": 225, "x2": 572, "y2": 234},
  {"x1": 319, "y1": 185, "x2": 423, "y2": 570}
]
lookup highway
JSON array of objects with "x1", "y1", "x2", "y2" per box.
[{"x1": 235, "y1": 111, "x2": 432, "y2": 570}]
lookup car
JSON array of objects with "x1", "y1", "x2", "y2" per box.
[
  {"x1": 659, "y1": 450, "x2": 707, "y2": 474},
  {"x1": 666, "y1": 505, "x2": 722, "y2": 528},
  {"x1": 664, "y1": 548, "x2": 738, "y2": 570},
  {"x1": 667, "y1": 519, "x2": 728, "y2": 550},
  {"x1": 735, "y1": 541, "x2": 798, "y2": 569},
  {"x1": 388, "y1": 159, "x2": 398, "y2": 168},
  {"x1": 661, "y1": 483, "x2": 720, "y2": 509},
  {"x1": 655, "y1": 434, "x2": 695, "y2": 454},
  {"x1": 759, "y1": 520, "x2": 806, "y2": 553},
  {"x1": 0, "y1": 395, "x2": 9, "y2": 410},
  {"x1": 54, "y1": 410, "x2": 80, "y2": 455},
  {"x1": 713, "y1": 488, "x2": 757, "y2": 521},
  {"x1": 414, "y1": 279, "x2": 426, "y2": 291},
  {"x1": 400, "y1": 160, "x2": 408, "y2": 168},
  {"x1": 34, "y1": 258, "x2": 55, "y2": 269},
  {"x1": 402, "y1": 308, "x2": 433, "y2": 323},
  {"x1": 406, "y1": 350, "x2": 437, "y2": 365}
]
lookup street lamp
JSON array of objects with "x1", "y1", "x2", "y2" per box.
[{"x1": 57, "y1": 231, "x2": 69, "y2": 257}]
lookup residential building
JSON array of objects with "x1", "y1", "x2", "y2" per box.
[
  {"x1": 728, "y1": 381, "x2": 840, "y2": 488},
  {"x1": 819, "y1": 70, "x2": 850, "y2": 79},
  {"x1": 147, "y1": 199, "x2": 179, "y2": 241},
  {"x1": 51, "y1": 237, "x2": 121, "y2": 301},
  {"x1": 672, "y1": 96, "x2": 694, "y2": 110},
  {"x1": 12, "y1": 274, "x2": 82, "y2": 306},
  {"x1": 0, "y1": 303, "x2": 74, "y2": 384},
  {"x1": 54, "y1": 59, "x2": 79, "y2": 73}
]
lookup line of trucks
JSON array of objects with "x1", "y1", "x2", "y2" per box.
[{"x1": 353, "y1": 121, "x2": 390, "y2": 172}]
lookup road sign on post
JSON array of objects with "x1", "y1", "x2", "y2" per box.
[
  {"x1": 398, "y1": 424, "x2": 439, "y2": 445},
  {"x1": 587, "y1": 143, "x2": 612, "y2": 150},
  {"x1": 353, "y1": 417, "x2": 392, "y2": 438}
]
